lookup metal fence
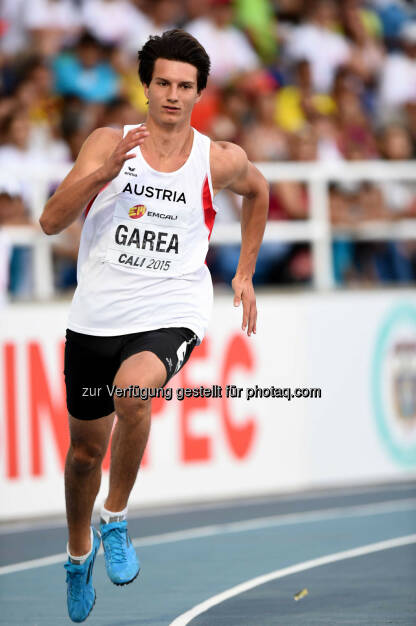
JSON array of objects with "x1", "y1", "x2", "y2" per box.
[{"x1": 3, "y1": 160, "x2": 416, "y2": 298}]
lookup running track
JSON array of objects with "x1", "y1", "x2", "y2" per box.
[{"x1": 0, "y1": 481, "x2": 415, "y2": 625}]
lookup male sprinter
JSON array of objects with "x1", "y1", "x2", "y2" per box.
[{"x1": 40, "y1": 29, "x2": 268, "y2": 622}]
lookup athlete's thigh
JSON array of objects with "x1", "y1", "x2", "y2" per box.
[
  {"x1": 68, "y1": 411, "x2": 115, "y2": 451},
  {"x1": 114, "y1": 351, "x2": 166, "y2": 391}
]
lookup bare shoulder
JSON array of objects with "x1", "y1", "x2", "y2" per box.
[
  {"x1": 210, "y1": 141, "x2": 249, "y2": 192},
  {"x1": 82, "y1": 126, "x2": 122, "y2": 154},
  {"x1": 90, "y1": 126, "x2": 123, "y2": 141},
  {"x1": 71, "y1": 126, "x2": 122, "y2": 171},
  {"x1": 58, "y1": 127, "x2": 123, "y2": 187}
]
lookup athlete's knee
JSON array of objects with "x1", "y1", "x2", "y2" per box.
[
  {"x1": 68, "y1": 440, "x2": 106, "y2": 472},
  {"x1": 114, "y1": 396, "x2": 151, "y2": 424}
]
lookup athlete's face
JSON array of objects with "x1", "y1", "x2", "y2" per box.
[{"x1": 144, "y1": 58, "x2": 201, "y2": 125}]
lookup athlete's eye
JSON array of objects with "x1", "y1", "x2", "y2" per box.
[{"x1": 181, "y1": 85, "x2": 192, "y2": 89}]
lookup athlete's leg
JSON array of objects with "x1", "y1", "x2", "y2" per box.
[
  {"x1": 65, "y1": 412, "x2": 115, "y2": 555},
  {"x1": 104, "y1": 351, "x2": 166, "y2": 511}
]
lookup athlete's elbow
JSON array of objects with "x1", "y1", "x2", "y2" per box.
[
  {"x1": 247, "y1": 172, "x2": 269, "y2": 201},
  {"x1": 39, "y1": 213, "x2": 60, "y2": 235},
  {"x1": 248, "y1": 178, "x2": 269, "y2": 207}
]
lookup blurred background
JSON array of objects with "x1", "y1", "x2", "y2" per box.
[
  {"x1": 1, "y1": 0, "x2": 416, "y2": 298},
  {"x1": 1, "y1": 0, "x2": 416, "y2": 521}
]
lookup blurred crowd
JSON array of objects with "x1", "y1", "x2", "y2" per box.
[{"x1": 1, "y1": 0, "x2": 416, "y2": 298}]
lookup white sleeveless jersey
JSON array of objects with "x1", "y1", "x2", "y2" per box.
[{"x1": 67, "y1": 126, "x2": 217, "y2": 341}]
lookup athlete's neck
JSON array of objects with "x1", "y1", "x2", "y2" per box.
[{"x1": 141, "y1": 117, "x2": 193, "y2": 163}]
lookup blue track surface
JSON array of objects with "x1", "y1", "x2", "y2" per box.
[{"x1": 0, "y1": 482, "x2": 415, "y2": 625}]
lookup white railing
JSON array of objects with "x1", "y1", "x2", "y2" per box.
[{"x1": 2, "y1": 161, "x2": 416, "y2": 298}]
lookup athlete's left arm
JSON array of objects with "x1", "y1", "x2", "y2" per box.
[{"x1": 211, "y1": 142, "x2": 269, "y2": 336}]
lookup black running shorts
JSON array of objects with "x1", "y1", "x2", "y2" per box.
[{"x1": 64, "y1": 327, "x2": 198, "y2": 420}]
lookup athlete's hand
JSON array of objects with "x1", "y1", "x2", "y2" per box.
[
  {"x1": 100, "y1": 126, "x2": 149, "y2": 182},
  {"x1": 232, "y1": 275, "x2": 257, "y2": 336}
]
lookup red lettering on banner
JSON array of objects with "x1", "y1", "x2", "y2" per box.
[
  {"x1": 4, "y1": 343, "x2": 18, "y2": 478},
  {"x1": 179, "y1": 340, "x2": 211, "y2": 462},
  {"x1": 102, "y1": 426, "x2": 112, "y2": 471},
  {"x1": 29, "y1": 342, "x2": 69, "y2": 476},
  {"x1": 221, "y1": 334, "x2": 256, "y2": 459}
]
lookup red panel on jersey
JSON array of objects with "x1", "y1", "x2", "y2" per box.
[
  {"x1": 84, "y1": 194, "x2": 97, "y2": 219},
  {"x1": 202, "y1": 175, "x2": 215, "y2": 239},
  {"x1": 84, "y1": 182, "x2": 110, "y2": 219}
]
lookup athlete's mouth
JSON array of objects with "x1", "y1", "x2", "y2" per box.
[{"x1": 163, "y1": 105, "x2": 180, "y2": 112}]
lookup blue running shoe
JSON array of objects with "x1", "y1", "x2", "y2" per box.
[
  {"x1": 64, "y1": 528, "x2": 101, "y2": 623},
  {"x1": 100, "y1": 520, "x2": 140, "y2": 585}
]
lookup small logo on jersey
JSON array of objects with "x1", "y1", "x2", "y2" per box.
[
  {"x1": 125, "y1": 166, "x2": 137, "y2": 177},
  {"x1": 129, "y1": 205, "x2": 146, "y2": 219}
]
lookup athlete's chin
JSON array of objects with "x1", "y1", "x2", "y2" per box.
[{"x1": 159, "y1": 112, "x2": 186, "y2": 125}]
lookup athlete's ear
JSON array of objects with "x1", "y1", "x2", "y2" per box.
[
  {"x1": 143, "y1": 83, "x2": 149, "y2": 101},
  {"x1": 195, "y1": 91, "x2": 202, "y2": 103}
]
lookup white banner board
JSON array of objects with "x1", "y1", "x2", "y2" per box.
[{"x1": 1, "y1": 290, "x2": 416, "y2": 520}]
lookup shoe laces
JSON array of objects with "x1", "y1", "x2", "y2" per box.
[
  {"x1": 103, "y1": 527, "x2": 128, "y2": 563},
  {"x1": 65, "y1": 564, "x2": 85, "y2": 600}
]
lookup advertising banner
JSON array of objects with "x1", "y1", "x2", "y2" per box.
[{"x1": 1, "y1": 291, "x2": 416, "y2": 520}]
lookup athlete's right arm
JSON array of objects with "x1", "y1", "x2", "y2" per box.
[{"x1": 39, "y1": 125, "x2": 149, "y2": 235}]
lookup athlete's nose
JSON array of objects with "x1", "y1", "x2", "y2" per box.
[{"x1": 167, "y1": 86, "x2": 179, "y2": 102}]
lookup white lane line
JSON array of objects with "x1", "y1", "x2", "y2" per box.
[
  {"x1": 1, "y1": 481, "x2": 415, "y2": 535},
  {"x1": 1, "y1": 497, "x2": 415, "y2": 576},
  {"x1": 170, "y1": 534, "x2": 416, "y2": 626}
]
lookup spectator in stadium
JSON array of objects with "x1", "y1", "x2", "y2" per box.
[
  {"x1": 267, "y1": 127, "x2": 317, "y2": 284},
  {"x1": 378, "y1": 20, "x2": 416, "y2": 118},
  {"x1": 336, "y1": 89, "x2": 378, "y2": 159},
  {"x1": 183, "y1": 0, "x2": 210, "y2": 22},
  {"x1": 379, "y1": 122, "x2": 414, "y2": 161},
  {"x1": 341, "y1": 0, "x2": 385, "y2": 84},
  {"x1": 60, "y1": 97, "x2": 97, "y2": 163},
  {"x1": 99, "y1": 97, "x2": 143, "y2": 129},
  {"x1": 23, "y1": 0, "x2": 81, "y2": 58},
  {"x1": 0, "y1": 177, "x2": 30, "y2": 226},
  {"x1": 240, "y1": 74, "x2": 288, "y2": 162},
  {"x1": 0, "y1": 94, "x2": 70, "y2": 187},
  {"x1": 372, "y1": 0, "x2": 414, "y2": 46},
  {"x1": 0, "y1": 177, "x2": 35, "y2": 298},
  {"x1": 52, "y1": 218, "x2": 83, "y2": 292},
  {"x1": 0, "y1": 108, "x2": 37, "y2": 207},
  {"x1": 0, "y1": 0, "x2": 27, "y2": 56},
  {"x1": 124, "y1": 0, "x2": 183, "y2": 55},
  {"x1": 208, "y1": 84, "x2": 251, "y2": 143},
  {"x1": 285, "y1": 0, "x2": 351, "y2": 93},
  {"x1": 185, "y1": 0, "x2": 260, "y2": 85},
  {"x1": 81, "y1": 0, "x2": 141, "y2": 46},
  {"x1": 275, "y1": 58, "x2": 337, "y2": 133},
  {"x1": 16, "y1": 59, "x2": 60, "y2": 122},
  {"x1": 53, "y1": 31, "x2": 120, "y2": 103},
  {"x1": 331, "y1": 174, "x2": 415, "y2": 284},
  {"x1": 378, "y1": 123, "x2": 416, "y2": 219},
  {"x1": 109, "y1": 46, "x2": 149, "y2": 114},
  {"x1": 10, "y1": 59, "x2": 71, "y2": 164},
  {"x1": 210, "y1": 73, "x2": 293, "y2": 285},
  {"x1": 233, "y1": 0, "x2": 278, "y2": 64}
]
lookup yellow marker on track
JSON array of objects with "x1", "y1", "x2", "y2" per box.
[{"x1": 293, "y1": 588, "x2": 309, "y2": 601}]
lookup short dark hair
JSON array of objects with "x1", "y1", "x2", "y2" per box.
[{"x1": 138, "y1": 29, "x2": 210, "y2": 93}]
